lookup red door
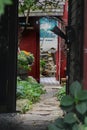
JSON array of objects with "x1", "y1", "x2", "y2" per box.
[{"x1": 20, "y1": 29, "x2": 40, "y2": 82}]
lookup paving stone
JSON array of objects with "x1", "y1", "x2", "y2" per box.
[
  {"x1": 28, "y1": 111, "x2": 51, "y2": 115},
  {"x1": 29, "y1": 106, "x2": 58, "y2": 111}
]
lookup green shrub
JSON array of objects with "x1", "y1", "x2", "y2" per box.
[
  {"x1": 40, "y1": 59, "x2": 46, "y2": 68},
  {"x1": 16, "y1": 76, "x2": 45, "y2": 113},
  {"x1": 48, "y1": 81, "x2": 87, "y2": 130},
  {"x1": 16, "y1": 99, "x2": 32, "y2": 114},
  {"x1": 57, "y1": 86, "x2": 66, "y2": 101},
  {"x1": 17, "y1": 50, "x2": 34, "y2": 72}
]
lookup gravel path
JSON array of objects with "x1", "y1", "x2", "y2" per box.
[{"x1": 0, "y1": 85, "x2": 63, "y2": 130}]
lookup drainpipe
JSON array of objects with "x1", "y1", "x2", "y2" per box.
[
  {"x1": 58, "y1": 22, "x2": 61, "y2": 84},
  {"x1": 66, "y1": 43, "x2": 70, "y2": 94}
]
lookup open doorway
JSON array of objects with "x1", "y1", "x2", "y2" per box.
[
  {"x1": 16, "y1": 0, "x2": 67, "y2": 127},
  {"x1": 17, "y1": 15, "x2": 67, "y2": 113},
  {"x1": 40, "y1": 17, "x2": 59, "y2": 85}
]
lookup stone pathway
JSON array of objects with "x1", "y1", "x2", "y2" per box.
[
  {"x1": 0, "y1": 85, "x2": 63, "y2": 130},
  {"x1": 40, "y1": 77, "x2": 59, "y2": 86}
]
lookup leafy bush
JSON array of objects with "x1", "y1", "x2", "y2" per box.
[
  {"x1": 48, "y1": 81, "x2": 87, "y2": 130},
  {"x1": 57, "y1": 86, "x2": 66, "y2": 101},
  {"x1": 16, "y1": 76, "x2": 45, "y2": 113},
  {"x1": 40, "y1": 59, "x2": 46, "y2": 68},
  {"x1": 17, "y1": 50, "x2": 34, "y2": 72},
  {"x1": 16, "y1": 99, "x2": 32, "y2": 114},
  {"x1": 40, "y1": 59, "x2": 46, "y2": 74}
]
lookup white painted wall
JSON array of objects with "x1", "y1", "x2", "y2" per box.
[{"x1": 40, "y1": 17, "x2": 58, "y2": 51}]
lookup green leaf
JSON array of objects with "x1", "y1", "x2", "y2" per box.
[
  {"x1": 0, "y1": 0, "x2": 12, "y2": 15},
  {"x1": 48, "y1": 124, "x2": 62, "y2": 130},
  {"x1": 79, "y1": 124, "x2": 86, "y2": 130},
  {"x1": 84, "y1": 126, "x2": 87, "y2": 130},
  {"x1": 64, "y1": 112, "x2": 77, "y2": 124},
  {"x1": 77, "y1": 90, "x2": 87, "y2": 101},
  {"x1": 3, "y1": 0, "x2": 12, "y2": 4},
  {"x1": 54, "y1": 118, "x2": 65, "y2": 128},
  {"x1": 61, "y1": 105, "x2": 74, "y2": 112},
  {"x1": 0, "y1": 5, "x2": 4, "y2": 15},
  {"x1": 61, "y1": 95, "x2": 74, "y2": 106},
  {"x1": 76, "y1": 102, "x2": 87, "y2": 114},
  {"x1": 72, "y1": 124, "x2": 80, "y2": 130},
  {"x1": 70, "y1": 81, "x2": 82, "y2": 97},
  {"x1": 84, "y1": 117, "x2": 87, "y2": 125},
  {"x1": 72, "y1": 124, "x2": 85, "y2": 130}
]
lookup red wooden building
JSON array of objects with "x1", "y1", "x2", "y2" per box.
[
  {"x1": 19, "y1": 17, "x2": 40, "y2": 82},
  {"x1": 19, "y1": 1, "x2": 68, "y2": 82}
]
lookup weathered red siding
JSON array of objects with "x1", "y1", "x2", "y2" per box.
[
  {"x1": 56, "y1": 22, "x2": 66, "y2": 81},
  {"x1": 62, "y1": 0, "x2": 68, "y2": 25}
]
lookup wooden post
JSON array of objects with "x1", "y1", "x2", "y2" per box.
[
  {"x1": 83, "y1": 0, "x2": 87, "y2": 89},
  {"x1": 0, "y1": 0, "x2": 18, "y2": 112}
]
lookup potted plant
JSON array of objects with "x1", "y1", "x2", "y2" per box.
[{"x1": 17, "y1": 50, "x2": 34, "y2": 79}]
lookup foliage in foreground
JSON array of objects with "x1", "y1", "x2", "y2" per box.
[
  {"x1": 16, "y1": 76, "x2": 45, "y2": 113},
  {"x1": 48, "y1": 81, "x2": 87, "y2": 130},
  {"x1": 0, "y1": 0, "x2": 12, "y2": 15}
]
